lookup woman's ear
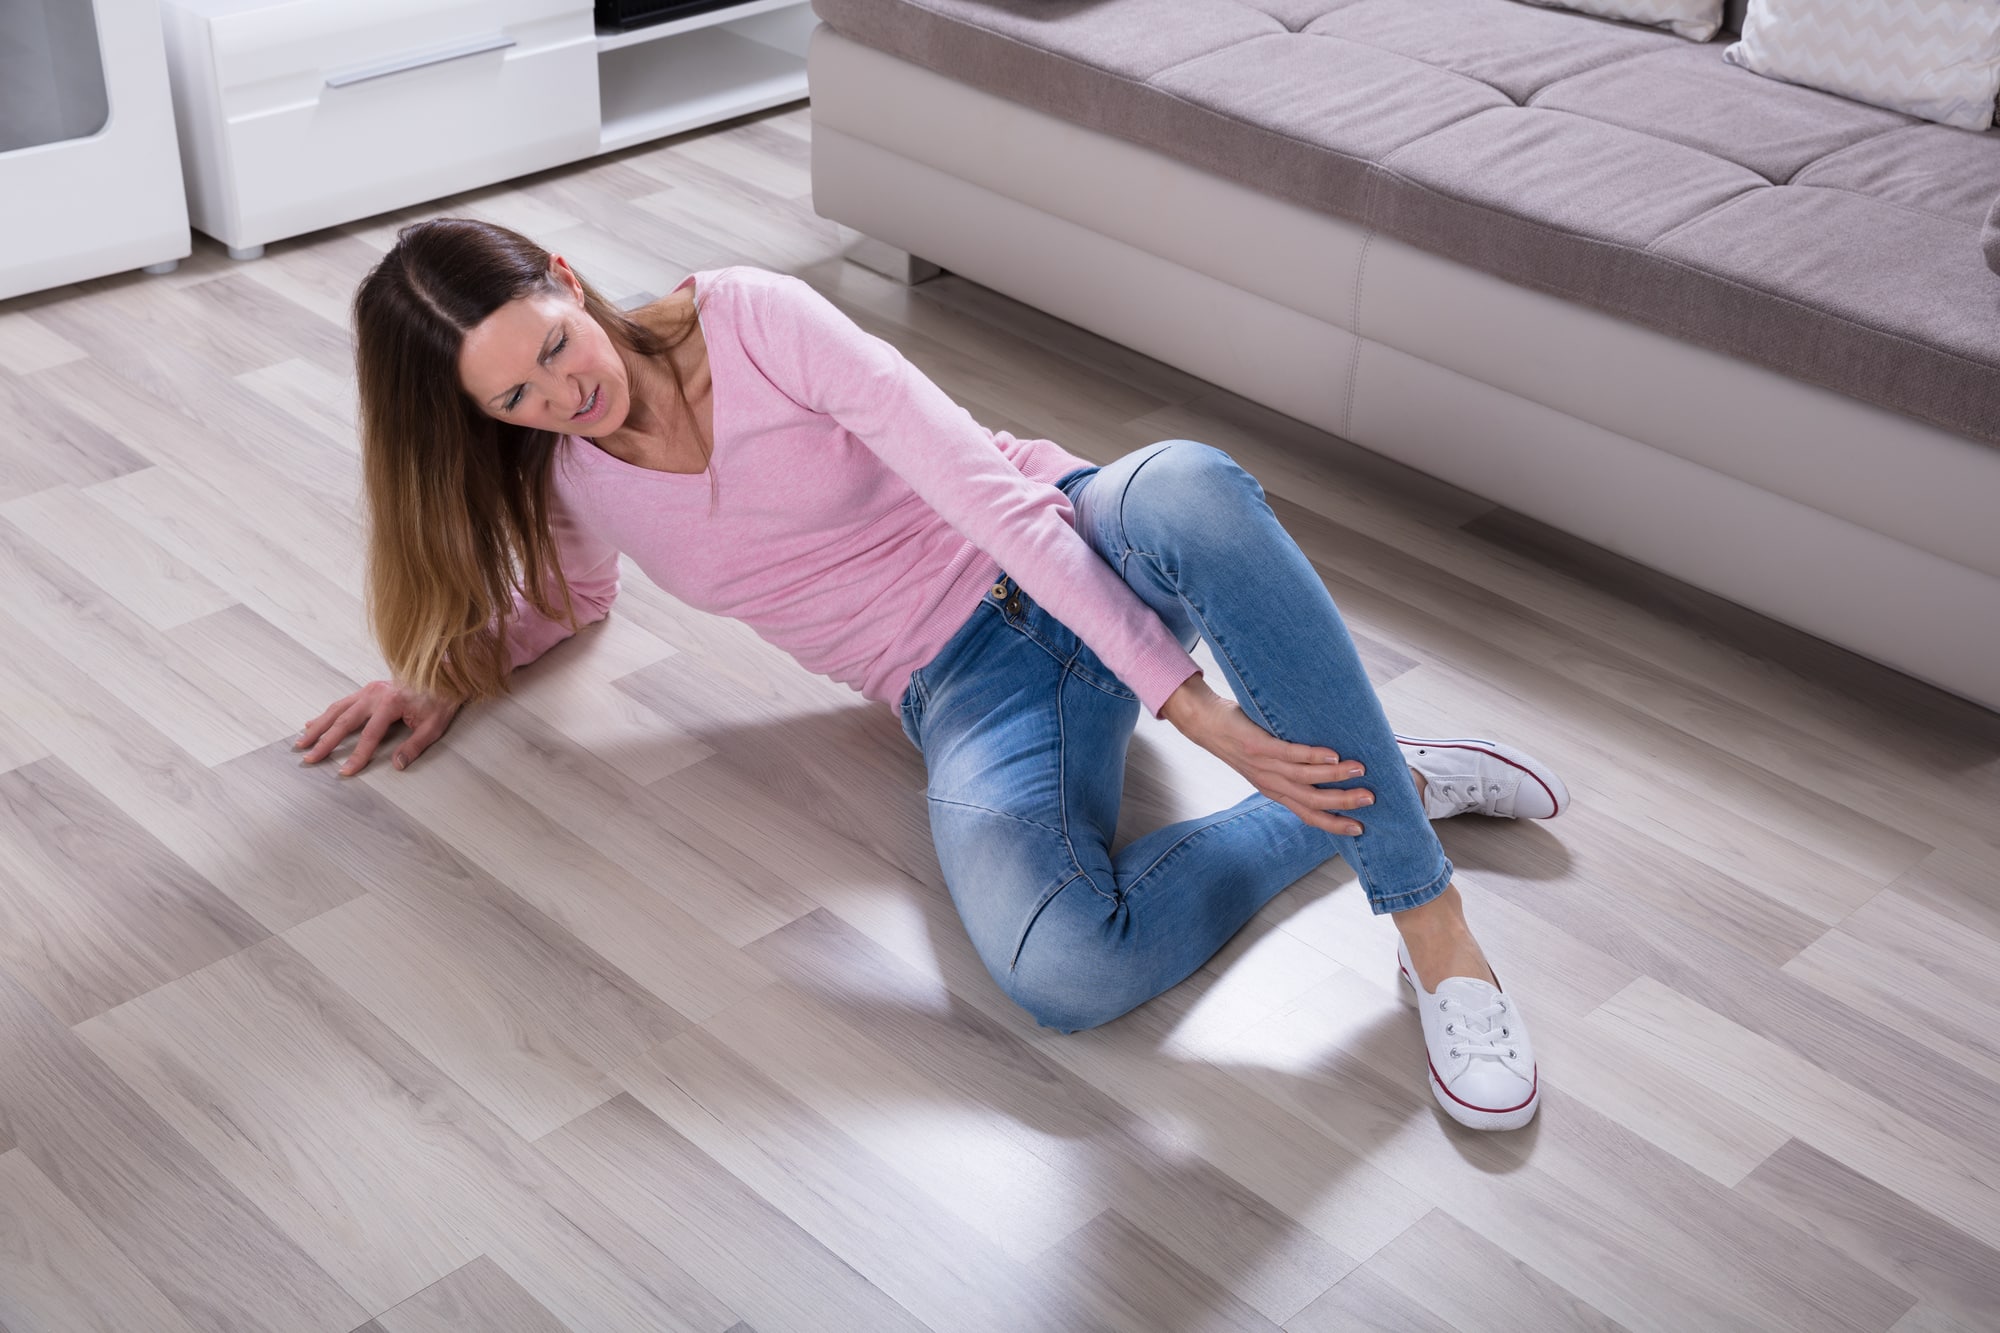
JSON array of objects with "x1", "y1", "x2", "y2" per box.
[{"x1": 549, "y1": 255, "x2": 585, "y2": 304}]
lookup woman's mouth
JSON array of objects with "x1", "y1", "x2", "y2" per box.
[{"x1": 572, "y1": 386, "x2": 606, "y2": 423}]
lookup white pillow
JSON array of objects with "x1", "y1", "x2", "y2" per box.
[
  {"x1": 1514, "y1": 0, "x2": 1725, "y2": 42},
  {"x1": 1724, "y1": 0, "x2": 2000, "y2": 131}
]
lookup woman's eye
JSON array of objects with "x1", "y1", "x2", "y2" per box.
[{"x1": 498, "y1": 331, "x2": 566, "y2": 413}]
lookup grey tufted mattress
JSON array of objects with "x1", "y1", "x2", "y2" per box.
[{"x1": 810, "y1": 0, "x2": 2000, "y2": 447}]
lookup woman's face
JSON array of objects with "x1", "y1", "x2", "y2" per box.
[{"x1": 457, "y1": 257, "x2": 630, "y2": 436}]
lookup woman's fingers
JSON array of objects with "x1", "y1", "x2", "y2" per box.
[
  {"x1": 1261, "y1": 762, "x2": 1372, "y2": 810},
  {"x1": 1194, "y1": 704, "x2": 1371, "y2": 835},
  {"x1": 298, "y1": 697, "x2": 370, "y2": 764},
  {"x1": 296, "y1": 684, "x2": 458, "y2": 778},
  {"x1": 296, "y1": 693, "x2": 358, "y2": 753},
  {"x1": 1270, "y1": 753, "x2": 1371, "y2": 831},
  {"x1": 393, "y1": 712, "x2": 450, "y2": 771},
  {"x1": 1306, "y1": 788, "x2": 1373, "y2": 816},
  {"x1": 1302, "y1": 746, "x2": 1358, "y2": 773},
  {"x1": 1278, "y1": 794, "x2": 1366, "y2": 837},
  {"x1": 338, "y1": 708, "x2": 397, "y2": 776},
  {"x1": 1276, "y1": 769, "x2": 1373, "y2": 835},
  {"x1": 1266, "y1": 740, "x2": 1365, "y2": 783}
]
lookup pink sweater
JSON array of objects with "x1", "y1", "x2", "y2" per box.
[{"x1": 504, "y1": 265, "x2": 1203, "y2": 719}]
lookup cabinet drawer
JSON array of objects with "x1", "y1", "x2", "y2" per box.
[
  {"x1": 221, "y1": 28, "x2": 598, "y2": 243},
  {"x1": 202, "y1": 0, "x2": 589, "y2": 114}
]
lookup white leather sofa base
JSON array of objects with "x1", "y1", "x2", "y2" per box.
[{"x1": 808, "y1": 27, "x2": 2000, "y2": 713}]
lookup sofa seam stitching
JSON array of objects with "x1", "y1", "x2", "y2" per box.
[
  {"x1": 1764, "y1": 181, "x2": 1985, "y2": 231},
  {"x1": 1155, "y1": 26, "x2": 1522, "y2": 106},
  {"x1": 1784, "y1": 122, "x2": 1921, "y2": 185},
  {"x1": 1344, "y1": 229, "x2": 1375, "y2": 439},
  {"x1": 1646, "y1": 184, "x2": 1767, "y2": 252}
]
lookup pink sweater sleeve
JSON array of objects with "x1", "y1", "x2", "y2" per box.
[
  {"x1": 501, "y1": 472, "x2": 623, "y2": 670},
  {"x1": 732, "y1": 269, "x2": 1203, "y2": 719}
]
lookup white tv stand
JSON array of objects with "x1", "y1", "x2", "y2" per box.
[
  {"x1": 598, "y1": 0, "x2": 813, "y2": 153},
  {"x1": 160, "y1": 0, "x2": 814, "y2": 258}
]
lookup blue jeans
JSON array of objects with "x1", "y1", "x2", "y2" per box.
[{"x1": 898, "y1": 441, "x2": 1453, "y2": 1032}]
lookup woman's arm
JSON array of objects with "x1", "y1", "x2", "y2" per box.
[
  {"x1": 299, "y1": 473, "x2": 624, "y2": 777},
  {"x1": 731, "y1": 268, "x2": 1202, "y2": 719},
  {"x1": 499, "y1": 476, "x2": 623, "y2": 670}
]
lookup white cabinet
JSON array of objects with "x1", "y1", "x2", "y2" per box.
[
  {"x1": 159, "y1": 0, "x2": 814, "y2": 257},
  {"x1": 162, "y1": 0, "x2": 602, "y2": 256},
  {"x1": 0, "y1": 0, "x2": 190, "y2": 300}
]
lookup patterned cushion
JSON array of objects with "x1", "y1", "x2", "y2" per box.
[
  {"x1": 1724, "y1": 0, "x2": 2000, "y2": 131},
  {"x1": 1515, "y1": 0, "x2": 1723, "y2": 42}
]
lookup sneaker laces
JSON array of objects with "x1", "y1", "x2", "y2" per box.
[
  {"x1": 1426, "y1": 776, "x2": 1508, "y2": 819},
  {"x1": 1438, "y1": 992, "x2": 1518, "y2": 1061}
]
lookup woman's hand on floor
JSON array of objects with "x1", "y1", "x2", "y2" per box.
[
  {"x1": 1161, "y1": 675, "x2": 1373, "y2": 836},
  {"x1": 295, "y1": 681, "x2": 462, "y2": 777}
]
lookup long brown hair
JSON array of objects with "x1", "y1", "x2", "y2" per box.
[{"x1": 351, "y1": 216, "x2": 710, "y2": 703}]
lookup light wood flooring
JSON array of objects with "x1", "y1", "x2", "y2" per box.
[{"x1": 1, "y1": 99, "x2": 1997, "y2": 1333}]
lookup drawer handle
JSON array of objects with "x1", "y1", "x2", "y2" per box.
[{"x1": 325, "y1": 33, "x2": 517, "y2": 89}]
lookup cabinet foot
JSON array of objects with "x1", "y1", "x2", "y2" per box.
[
  {"x1": 142, "y1": 259, "x2": 181, "y2": 275},
  {"x1": 227, "y1": 243, "x2": 265, "y2": 261},
  {"x1": 845, "y1": 234, "x2": 941, "y2": 286}
]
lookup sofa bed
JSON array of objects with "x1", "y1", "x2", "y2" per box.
[{"x1": 803, "y1": 0, "x2": 2000, "y2": 713}]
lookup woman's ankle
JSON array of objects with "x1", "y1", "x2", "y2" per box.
[{"x1": 1394, "y1": 885, "x2": 1496, "y2": 989}]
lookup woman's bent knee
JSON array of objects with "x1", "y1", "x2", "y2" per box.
[
  {"x1": 1143, "y1": 439, "x2": 1250, "y2": 485},
  {"x1": 1006, "y1": 978, "x2": 1132, "y2": 1034},
  {"x1": 1126, "y1": 441, "x2": 1267, "y2": 536},
  {"x1": 1005, "y1": 932, "x2": 1150, "y2": 1033}
]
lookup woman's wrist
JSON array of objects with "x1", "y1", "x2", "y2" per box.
[{"x1": 1160, "y1": 672, "x2": 1224, "y2": 735}]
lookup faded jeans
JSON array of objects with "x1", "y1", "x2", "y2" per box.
[{"x1": 898, "y1": 441, "x2": 1452, "y2": 1032}]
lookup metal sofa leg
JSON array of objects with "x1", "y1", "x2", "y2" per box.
[{"x1": 845, "y1": 232, "x2": 942, "y2": 285}]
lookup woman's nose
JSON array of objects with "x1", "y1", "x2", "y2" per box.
[{"x1": 547, "y1": 373, "x2": 580, "y2": 415}]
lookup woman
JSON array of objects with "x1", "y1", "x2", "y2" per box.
[{"x1": 299, "y1": 217, "x2": 1565, "y2": 1131}]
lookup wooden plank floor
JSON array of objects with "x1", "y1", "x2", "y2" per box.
[{"x1": 1, "y1": 100, "x2": 1997, "y2": 1333}]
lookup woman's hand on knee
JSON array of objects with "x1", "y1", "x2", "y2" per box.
[
  {"x1": 295, "y1": 680, "x2": 461, "y2": 777},
  {"x1": 1167, "y1": 686, "x2": 1372, "y2": 836}
]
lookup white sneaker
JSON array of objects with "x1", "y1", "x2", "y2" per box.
[
  {"x1": 1396, "y1": 734, "x2": 1569, "y2": 821},
  {"x1": 1398, "y1": 938, "x2": 1540, "y2": 1131}
]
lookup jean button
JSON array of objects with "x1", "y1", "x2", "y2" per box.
[{"x1": 992, "y1": 582, "x2": 1007, "y2": 598}]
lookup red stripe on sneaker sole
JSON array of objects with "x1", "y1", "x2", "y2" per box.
[
  {"x1": 1429, "y1": 1056, "x2": 1539, "y2": 1115},
  {"x1": 1394, "y1": 734, "x2": 1563, "y2": 817},
  {"x1": 1399, "y1": 961, "x2": 1538, "y2": 1115}
]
